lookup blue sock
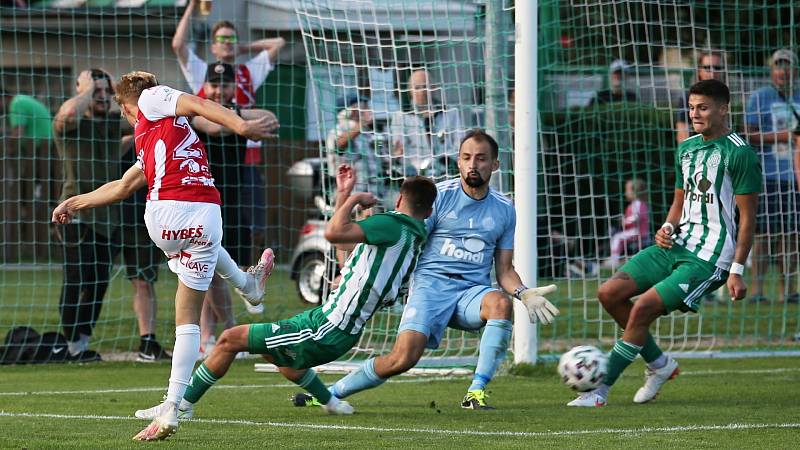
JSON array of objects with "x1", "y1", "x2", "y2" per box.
[
  {"x1": 468, "y1": 319, "x2": 513, "y2": 391},
  {"x1": 330, "y1": 358, "x2": 386, "y2": 399}
]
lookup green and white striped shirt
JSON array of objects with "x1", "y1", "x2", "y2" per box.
[
  {"x1": 673, "y1": 132, "x2": 762, "y2": 269},
  {"x1": 323, "y1": 211, "x2": 427, "y2": 334}
]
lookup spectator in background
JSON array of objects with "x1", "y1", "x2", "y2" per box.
[
  {"x1": 52, "y1": 69, "x2": 128, "y2": 361},
  {"x1": 0, "y1": 89, "x2": 53, "y2": 258},
  {"x1": 119, "y1": 138, "x2": 171, "y2": 362},
  {"x1": 675, "y1": 51, "x2": 727, "y2": 143},
  {"x1": 172, "y1": 0, "x2": 285, "y2": 262},
  {"x1": 745, "y1": 48, "x2": 800, "y2": 304},
  {"x1": 389, "y1": 69, "x2": 463, "y2": 179},
  {"x1": 192, "y1": 62, "x2": 279, "y2": 353},
  {"x1": 602, "y1": 178, "x2": 650, "y2": 270},
  {"x1": 326, "y1": 95, "x2": 382, "y2": 198},
  {"x1": 588, "y1": 59, "x2": 637, "y2": 106}
]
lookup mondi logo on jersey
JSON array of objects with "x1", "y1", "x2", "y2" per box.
[
  {"x1": 684, "y1": 172, "x2": 715, "y2": 204},
  {"x1": 440, "y1": 237, "x2": 485, "y2": 263}
]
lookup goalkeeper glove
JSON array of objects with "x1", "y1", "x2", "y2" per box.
[{"x1": 517, "y1": 284, "x2": 560, "y2": 325}]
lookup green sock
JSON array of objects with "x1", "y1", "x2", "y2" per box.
[
  {"x1": 639, "y1": 332, "x2": 663, "y2": 363},
  {"x1": 296, "y1": 369, "x2": 332, "y2": 404},
  {"x1": 603, "y1": 340, "x2": 642, "y2": 386},
  {"x1": 184, "y1": 363, "x2": 220, "y2": 404}
]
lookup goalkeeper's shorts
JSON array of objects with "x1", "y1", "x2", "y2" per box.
[
  {"x1": 399, "y1": 272, "x2": 497, "y2": 349},
  {"x1": 144, "y1": 200, "x2": 222, "y2": 291}
]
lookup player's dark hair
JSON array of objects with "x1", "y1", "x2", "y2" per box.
[
  {"x1": 459, "y1": 128, "x2": 499, "y2": 160},
  {"x1": 212, "y1": 20, "x2": 237, "y2": 36},
  {"x1": 689, "y1": 79, "x2": 730, "y2": 104},
  {"x1": 400, "y1": 176, "x2": 437, "y2": 216}
]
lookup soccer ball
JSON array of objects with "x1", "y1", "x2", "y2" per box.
[{"x1": 557, "y1": 345, "x2": 608, "y2": 392}]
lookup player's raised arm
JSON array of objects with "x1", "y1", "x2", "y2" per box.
[
  {"x1": 171, "y1": 0, "x2": 195, "y2": 66},
  {"x1": 325, "y1": 164, "x2": 377, "y2": 244},
  {"x1": 192, "y1": 108, "x2": 279, "y2": 138},
  {"x1": 52, "y1": 164, "x2": 147, "y2": 224},
  {"x1": 174, "y1": 94, "x2": 275, "y2": 141}
]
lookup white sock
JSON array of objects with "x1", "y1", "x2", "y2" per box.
[
  {"x1": 67, "y1": 340, "x2": 82, "y2": 356},
  {"x1": 323, "y1": 395, "x2": 341, "y2": 411},
  {"x1": 647, "y1": 354, "x2": 668, "y2": 370},
  {"x1": 215, "y1": 247, "x2": 247, "y2": 289},
  {"x1": 166, "y1": 324, "x2": 201, "y2": 405},
  {"x1": 79, "y1": 333, "x2": 90, "y2": 350}
]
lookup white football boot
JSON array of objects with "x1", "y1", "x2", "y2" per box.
[
  {"x1": 132, "y1": 402, "x2": 179, "y2": 441},
  {"x1": 135, "y1": 399, "x2": 194, "y2": 421},
  {"x1": 567, "y1": 390, "x2": 607, "y2": 407},
  {"x1": 633, "y1": 357, "x2": 680, "y2": 403},
  {"x1": 322, "y1": 399, "x2": 355, "y2": 415},
  {"x1": 236, "y1": 248, "x2": 274, "y2": 311}
]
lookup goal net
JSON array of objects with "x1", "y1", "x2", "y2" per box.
[
  {"x1": 294, "y1": 0, "x2": 800, "y2": 366},
  {"x1": 0, "y1": 1, "x2": 797, "y2": 366}
]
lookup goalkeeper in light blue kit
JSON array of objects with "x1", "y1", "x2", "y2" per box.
[{"x1": 295, "y1": 129, "x2": 560, "y2": 410}]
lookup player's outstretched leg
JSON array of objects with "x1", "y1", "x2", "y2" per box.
[
  {"x1": 133, "y1": 282, "x2": 204, "y2": 440},
  {"x1": 595, "y1": 270, "x2": 676, "y2": 404},
  {"x1": 215, "y1": 246, "x2": 274, "y2": 307},
  {"x1": 462, "y1": 291, "x2": 512, "y2": 410},
  {"x1": 293, "y1": 331, "x2": 426, "y2": 408},
  {"x1": 569, "y1": 291, "x2": 666, "y2": 407}
]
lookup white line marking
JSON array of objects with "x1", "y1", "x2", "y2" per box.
[
  {"x1": 0, "y1": 376, "x2": 468, "y2": 397},
  {"x1": 0, "y1": 412, "x2": 797, "y2": 437},
  {"x1": 679, "y1": 367, "x2": 800, "y2": 377}
]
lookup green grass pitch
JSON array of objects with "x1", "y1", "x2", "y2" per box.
[{"x1": 1, "y1": 357, "x2": 799, "y2": 448}]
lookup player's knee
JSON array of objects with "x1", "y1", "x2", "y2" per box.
[
  {"x1": 384, "y1": 349, "x2": 421, "y2": 374},
  {"x1": 216, "y1": 328, "x2": 247, "y2": 354},
  {"x1": 483, "y1": 294, "x2": 513, "y2": 319},
  {"x1": 597, "y1": 282, "x2": 623, "y2": 307},
  {"x1": 628, "y1": 299, "x2": 661, "y2": 328}
]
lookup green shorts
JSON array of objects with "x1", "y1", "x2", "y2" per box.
[
  {"x1": 247, "y1": 306, "x2": 360, "y2": 369},
  {"x1": 620, "y1": 245, "x2": 728, "y2": 313}
]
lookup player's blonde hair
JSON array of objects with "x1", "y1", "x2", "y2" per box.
[{"x1": 114, "y1": 71, "x2": 158, "y2": 105}]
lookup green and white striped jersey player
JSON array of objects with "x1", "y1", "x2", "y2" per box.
[
  {"x1": 673, "y1": 132, "x2": 762, "y2": 272},
  {"x1": 161, "y1": 164, "x2": 436, "y2": 419},
  {"x1": 570, "y1": 79, "x2": 762, "y2": 408}
]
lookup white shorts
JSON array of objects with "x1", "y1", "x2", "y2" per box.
[{"x1": 144, "y1": 200, "x2": 222, "y2": 291}]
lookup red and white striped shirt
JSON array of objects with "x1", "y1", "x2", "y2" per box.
[{"x1": 134, "y1": 86, "x2": 221, "y2": 205}]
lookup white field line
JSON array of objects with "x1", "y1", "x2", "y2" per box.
[
  {"x1": 1, "y1": 366, "x2": 797, "y2": 398},
  {"x1": 0, "y1": 376, "x2": 467, "y2": 397},
  {"x1": 678, "y1": 367, "x2": 800, "y2": 377},
  {"x1": 0, "y1": 411, "x2": 797, "y2": 437}
]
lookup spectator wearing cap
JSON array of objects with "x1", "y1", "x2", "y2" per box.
[
  {"x1": 172, "y1": 0, "x2": 286, "y2": 260},
  {"x1": 588, "y1": 59, "x2": 638, "y2": 106},
  {"x1": 675, "y1": 51, "x2": 727, "y2": 143},
  {"x1": 191, "y1": 62, "x2": 279, "y2": 351},
  {"x1": 745, "y1": 48, "x2": 800, "y2": 304}
]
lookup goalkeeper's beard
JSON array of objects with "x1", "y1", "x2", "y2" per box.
[{"x1": 464, "y1": 171, "x2": 487, "y2": 188}]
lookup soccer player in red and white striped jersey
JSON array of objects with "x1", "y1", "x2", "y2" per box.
[{"x1": 51, "y1": 71, "x2": 278, "y2": 441}]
